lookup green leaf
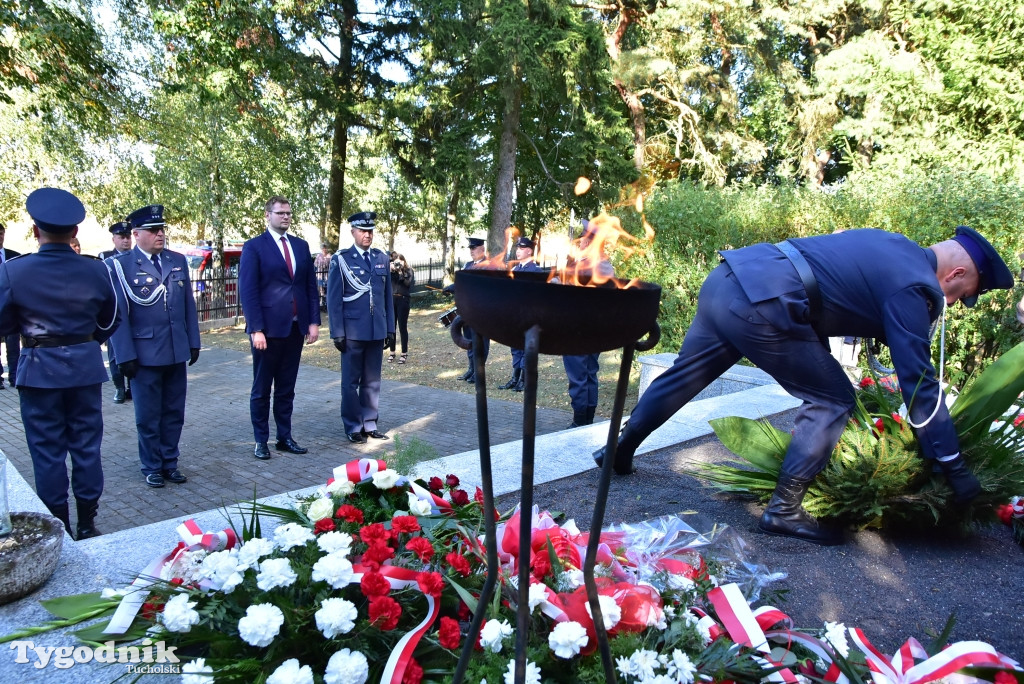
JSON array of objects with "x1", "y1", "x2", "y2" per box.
[
  {"x1": 951, "y1": 340, "x2": 1024, "y2": 446},
  {"x1": 40, "y1": 592, "x2": 117, "y2": 620},
  {"x1": 445, "y1": 577, "x2": 479, "y2": 614},
  {"x1": 708, "y1": 416, "x2": 790, "y2": 473}
]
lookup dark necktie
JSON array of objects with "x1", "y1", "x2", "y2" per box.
[
  {"x1": 281, "y1": 236, "x2": 297, "y2": 317},
  {"x1": 151, "y1": 254, "x2": 162, "y2": 278},
  {"x1": 363, "y1": 251, "x2": 371, "y2": 271}
]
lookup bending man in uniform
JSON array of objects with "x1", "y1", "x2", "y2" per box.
[{"x1": 595, "y1": 227, "x2": 1014, "y2": 545}]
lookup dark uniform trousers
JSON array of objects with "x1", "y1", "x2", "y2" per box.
[
  {"x1": 19, "y1": 385, "x2": 104, "y2": 510},
  {"x1": 628, "y1": 264, "x2": 855, "y2": 480},
  {"x1": 342, "y1": 339, "x2": 385, "y2": 434},
  {"x1": 250, "y1": 322, "x2": 304, "y2": 443},
  {"x1": 563, "y1": 353, "x2": 601, "y2": 412},
  {"x1": 133, "y1": 363, "x2": 188, "y2": 476}
]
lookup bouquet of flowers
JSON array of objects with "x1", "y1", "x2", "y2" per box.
[
  {"x1": 5, "y1": 458, "x2": 1022, "y2": 683},
  {"x1": 995, "y1": 496, "x2": 1024, "y2": 546},
  {"x1": 694, "y1": 340, "x2": 1024, "y2": 529}
]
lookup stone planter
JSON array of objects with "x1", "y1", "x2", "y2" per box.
[{"x1": 0, "y1": 512, "x2": 65, "y2": 605}]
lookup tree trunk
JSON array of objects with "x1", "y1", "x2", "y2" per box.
[
  {"x1": 606, "y1": 8, "x2": 646, "y2": 172},
  {"x1": 445, "y1": 180, "x2": 460, "y2": 278},
  {"x1": 488, "y1": 73, "x2": 522, "y2": 254},
  {"x1": 325, "y1": 106, "x2": 349, "y2": 245}
]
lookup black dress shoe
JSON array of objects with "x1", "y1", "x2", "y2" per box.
[
  {"x1": 364, "y1": 430, "x2": 390, "y2": 440},
  {"x1": 347, "y1": 432, "x2": 367, "y2": 444},
  {"x1": 163, "y1": 469, "x2": 188, "y2": 484},
  {"x1": 275, "y1": 437, "x2": 308, "y2": 454},
  {"x1": 254, "y1": 442, "x2": 271, "y2": 460},
  {"x1": 460, "y1": 369, "x2": 474, "y2": 381},
  {"x1": 145, "y1": 473, "x2": 165, "y2": 488},
  {"x1": 113, "y1": 388, "x2": 126, "y2": 404}
]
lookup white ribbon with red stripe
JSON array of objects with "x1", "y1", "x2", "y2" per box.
[
  {"x1": 849, "y1": 628, "x2": 1020, "y2": 684},
  {"x1": 331, "y1": 458, "x2": 453, "y2": 515},
  {"x1": 707, "y1": 583, "x2": 799, "y2": 683},
  {"x1": 103, "y1": 519, "x2": 237, "y2": 634}
]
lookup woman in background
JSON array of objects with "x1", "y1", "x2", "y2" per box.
[{"x1": 388, "y1": 252, "x2": 414, "y2": 363}]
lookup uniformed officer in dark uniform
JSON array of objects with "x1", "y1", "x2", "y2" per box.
[
  {"x1": 498, "y1": 236, "x2": 543, "y2": 392},
  {"x1": 328, "y1": 212, "x2": 395, "y2": 443},
  {"x1": 563, "y1": 219, "x2": 615, "y2": 427},
  {"x1": 595, "y1": 227, "x2": 1014, "y2": 545},
  {"x1": 0, "y1": 188, "x2": 119, "y2": 539},
  {"x1": 451, "y1": 237, "x2": 490, "y2": 383},
  {"x1": 0, "y1": 222, "x2": 23, "y2": 389},
  {"x1": 99, "y1": 221, "x2": 133, "y2": 403},
  {"x1": 108, "y1": 205, "x2": 201, "y2": 488}
]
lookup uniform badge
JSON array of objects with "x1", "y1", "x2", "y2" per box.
[
  {"x1": 141, "y1": 286, "x2": 151, "y2": 296},
  {"x1": 177, "y1": 280, "x2": 183, "y2": 288},
  {"x1": 146, "y1": 277, "x2": 154, "y2": 284}
]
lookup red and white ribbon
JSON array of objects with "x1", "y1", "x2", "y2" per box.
[
  {"x1": 104, "y1": 518, "x2": 237, "y2": 634},
  {"x1": 850, "y1": 628, "x2": 1021, "y2": 684},
  {"x1": 337, "y1": 458, "x2": 389, "y2": 484},
  {"x1": 706, "y1": 583, "x2": 799, "y2": 683}
]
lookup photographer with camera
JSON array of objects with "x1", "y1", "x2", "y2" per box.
[{"x1": 388, "y1": 252, "x2": 414, "y2": 364}]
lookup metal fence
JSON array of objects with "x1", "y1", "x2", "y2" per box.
[{"x1": 189, "y1": 258, "x2": 448, "y2": 322}]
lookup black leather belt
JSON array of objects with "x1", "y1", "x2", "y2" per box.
[
  {"x1": 21, "y1": 334, "x2": 95, "y2": 348},
  {"x1": 775, "y1": 240, "x2": 822, "y2": 323}
]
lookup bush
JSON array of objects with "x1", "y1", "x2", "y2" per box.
[{"x1": 612, "y1": 168, "x2": 1024, "y2": 380}]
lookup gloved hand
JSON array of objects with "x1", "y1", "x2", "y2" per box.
[
  {"x1": 189, "y1": 348, "x2": 200, "y2": 366},
  {"x1": 385, "y1": 333, "x2": 395, "y2": 349},
  {"x1": 119, "y1": 360, "x2": 139, "y2": 380},
  {"x1": 333, "y1": 337, "x2": 347, "y2": 353}
]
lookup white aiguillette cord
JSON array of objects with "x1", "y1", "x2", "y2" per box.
[{"x1": 906, "y1": 300, "x2": 947, "y2": 429}]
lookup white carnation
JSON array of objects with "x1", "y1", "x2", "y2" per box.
[
  {"x1": 311, "y1": 552, "x2": 355, "y2": 589},
  {"x1": 256, "y1": 557, "x2": 298, "y2": 591},
  {"x1": 315, "y1": 597, "x2": 359, "y2": 638},
  {"x1": 667, "y1": 649, "x2": 698, "y2": 684},
  {"x1": 100, "y1": 587, "x2": 127, "y2": 600},
  {"x1": 407, "y1": 492, "x2": 432, "y2": 516},
  {"x1": 316, "y1": 531, "x2": 353, "y2": 556},
  {"x1": 197, "y1": 549, "x2": 246, "y2": 594},
  {"x1": 237, "y1": 603, "x2": 284, "y2": 647},
  {"x1": 181, "y1": 657, "x2": 213, "y2": 684},
  {"x1": 585, "y1": 594, "x2": 621, "y2": 630},
  {"x1": 548, "y1": 621, "x2": 589, "y2": 658},
  {"x1": 266, "y1": 658, "x2": 313, "y2": 684},
  {"x1": 371, "y1": 468, "x2": 401, "y2": 490},
  {"x1": 528, "y1": 582, "x2": 548, "y2": 613},
  {"x1": 823, "y1": 621, "x2": 850, "y2": 657},
  {"x1": 480, "y1": 618, "x2": 513, "y2": 653},
  {"x1": 236, "y1": 537, "x2": 275, "y2": 570},
  {"x1": 273, "y1": 523, "x2": 315, "y2": 551},
  {"x1": 160, "y1": 593, "x2": 200, "y2": 633},
  {"x1": 306, "y1": 497, "x2": 335, "y2": 522},
  {"x1": 503, "y1": 658, "x2": 541, "y2": 684},
  {"x1": 324, "y1": 648, "x2": 369, "y2": 684}
]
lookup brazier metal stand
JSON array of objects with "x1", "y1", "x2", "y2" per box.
[{"x1": 449, "y1": 312, "x2": 658, "y2": 684}]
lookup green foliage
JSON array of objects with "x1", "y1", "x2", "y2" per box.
[{"x1": 697, "y1": 345, "x2": 1024, "y2": 530}]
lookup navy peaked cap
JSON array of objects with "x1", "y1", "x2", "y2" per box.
[
  {"x1": 349, "y1": 212, "x2": 376, "y2": 229},
  {"x1": 467, "y1": 237, "x2": 485, "y2": 248},
  {"x1": 516, "y1": 236, "x2": 534, "y2": 250},
  {"x1": 109, "y1": 221, "x2": 132, "y2": 235},
  {"x1": 127, "y1": 205, "x2": 165, "y2": 230},
  {"x1": 26, "y1": 188, "x2": 86, "y2": 233},
  {"x1": 953, "y1": 225, "x2": 1014, "y2": 307}
]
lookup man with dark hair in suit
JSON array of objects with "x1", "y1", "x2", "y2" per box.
[
  {"x1": 0, "y1": 222, "x2": 23, "y2": 388},
  {"x1": 239, "y1": 196, "x2": 321, "y2": 460},
  {"x1": 328, "y1": 211, "x2": 395, "y2": 443},
  {"x1": 108, "y1": 204, "x2": 201, "y2": 489},
  {"x1": 99, "y1": 221, "x2": 133, "y2": 403},
  {"x1": 0, "y1": 188, "x2": 119, "y2": 539}
]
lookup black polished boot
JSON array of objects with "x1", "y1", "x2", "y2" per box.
[
  {"x1": 569, "y1": 408, "x2": 588, "y2": 428},
  {"x1": 758, "y1": 473, "x2": 842, "y2": 545},
  {"x1": 512, "y1": 370, "x2": 525, "y2": 392},
  {"x1": 937, "y1": 456, "x2": 981, "y2": 504},
  {"x1": 592, "y1": 421, "x2": 640, "y2": 475},
  {"x1": 585, "y1": 406, "x2": 597, "y2": 425},
  {"x1": 110, "y1": 360, "x2": 126, "y2": 403},
  {"x1": 499, "y1": 369, "x2": 520, "y2": 390},
  {"x1": 47, "y1": 503, "x2": 71, "y2": 536},
  {"x1": 75, "y1": 499, "x2": 101, "y2": 540}
]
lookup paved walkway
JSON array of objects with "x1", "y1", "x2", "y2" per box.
[{"x1": 0, "y1": 343, "x2": 572, "y2": 534}]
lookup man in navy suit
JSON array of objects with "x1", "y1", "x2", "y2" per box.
[
  {"x1": 327, "y1": 212, "x2": 395, "y2": 443},
  {"x1": 239, "y1": 196, "x2": 321, "y2": 460},
  {"x1": 0, "y1": 188, "x2": 119, "y2": 539},
  {"x1": 595, "y1": 227, "x2": 1014, "y2": 545},
  {"x1": 108, "y1": 205, "x2": 201, "y2": 489},
  {"x1": 0, "y1": 222, "x2": 23, "y2": 388}
]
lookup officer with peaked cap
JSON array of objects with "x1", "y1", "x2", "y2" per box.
[
  {"x1": 498, "y1": 235, "x2": 543, "y2": 392},
  {"x1": 0, "y1": 221, "x2": 22, "y2": 388},
  {"x1": 108, "y1": 205, "x2": 201, "y2": 488},
  {"x1": 328, "y1": 211, "x2": 395, "y2": 443},
  {"x1": 99, "y1": 221, "x2": 134, "y2": 403},
  {"x1": 0, "y1": 188, "x2": 119, "y2": 539},
  {"x1": 595, "y1": 226, "x2": 1015, "y2": 546},
  {"x1": 446, "y1": 237, "x2": 491, "y2": 382}
]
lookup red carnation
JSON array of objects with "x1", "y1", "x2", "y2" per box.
[
  {"x1": 994, "y1": 671, "x2": 1017, "y2": 684},
  {"x1": 417, "y1": 571, "x2": 445, "y2": 597},
  {"x1": 446, "y1": 551, "x2": 471, "y2": 577},
  {"x1": 361, "y1": 542, "x2": 396, "y2": 569},
  {"x1": 402, "y1": 658, "x2": 423, "y2": 684},
  {"x1": 474, "y1": 487, "x2": 485, "y2": 505},
  {"x1": 361, "y1": 570, "x2": 392, "y2": 598},
  {"x1": 368, "y1": 595, "x2": 402, "y2": 630},
  {"x1": 428, "y1": 476, "x2": 444, "y2": 491},
  {"x1": 336, "y1": 504, "x2": 364, "y2": 524},
  {"x1": 439, "y1": 616, "x2": 461, "y2": 649},
  {"x1": 361, "y1": 522, "x2": 391, "y2": 544},
  {"x1": 457, "y1": 601, "x2": 471, "y2": 621},
  {"x1": 859, "y1": 377, "x2": 875, "y2": 387},
  {"x1": 1014, "y1": 414, "x2": 1024, "y2": 428},
  {"x1": 451, "y1": 489, "x2": 470, "y2": 506},
  {"x1": 392, "y1": 515, "x2": 421, "y2": 534},
  {"x1": 406, "y1": 536, "x2": 435, "y2": 562},
  {"x1": 314, "y1": 518, "x2": 336, "y2": 534},
  {"x1": 531, "y1": 551, "x2": 552, "y2": 579},
  {"x1": 445, "y1": 473, "x2": 460, "y2": 488}
]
